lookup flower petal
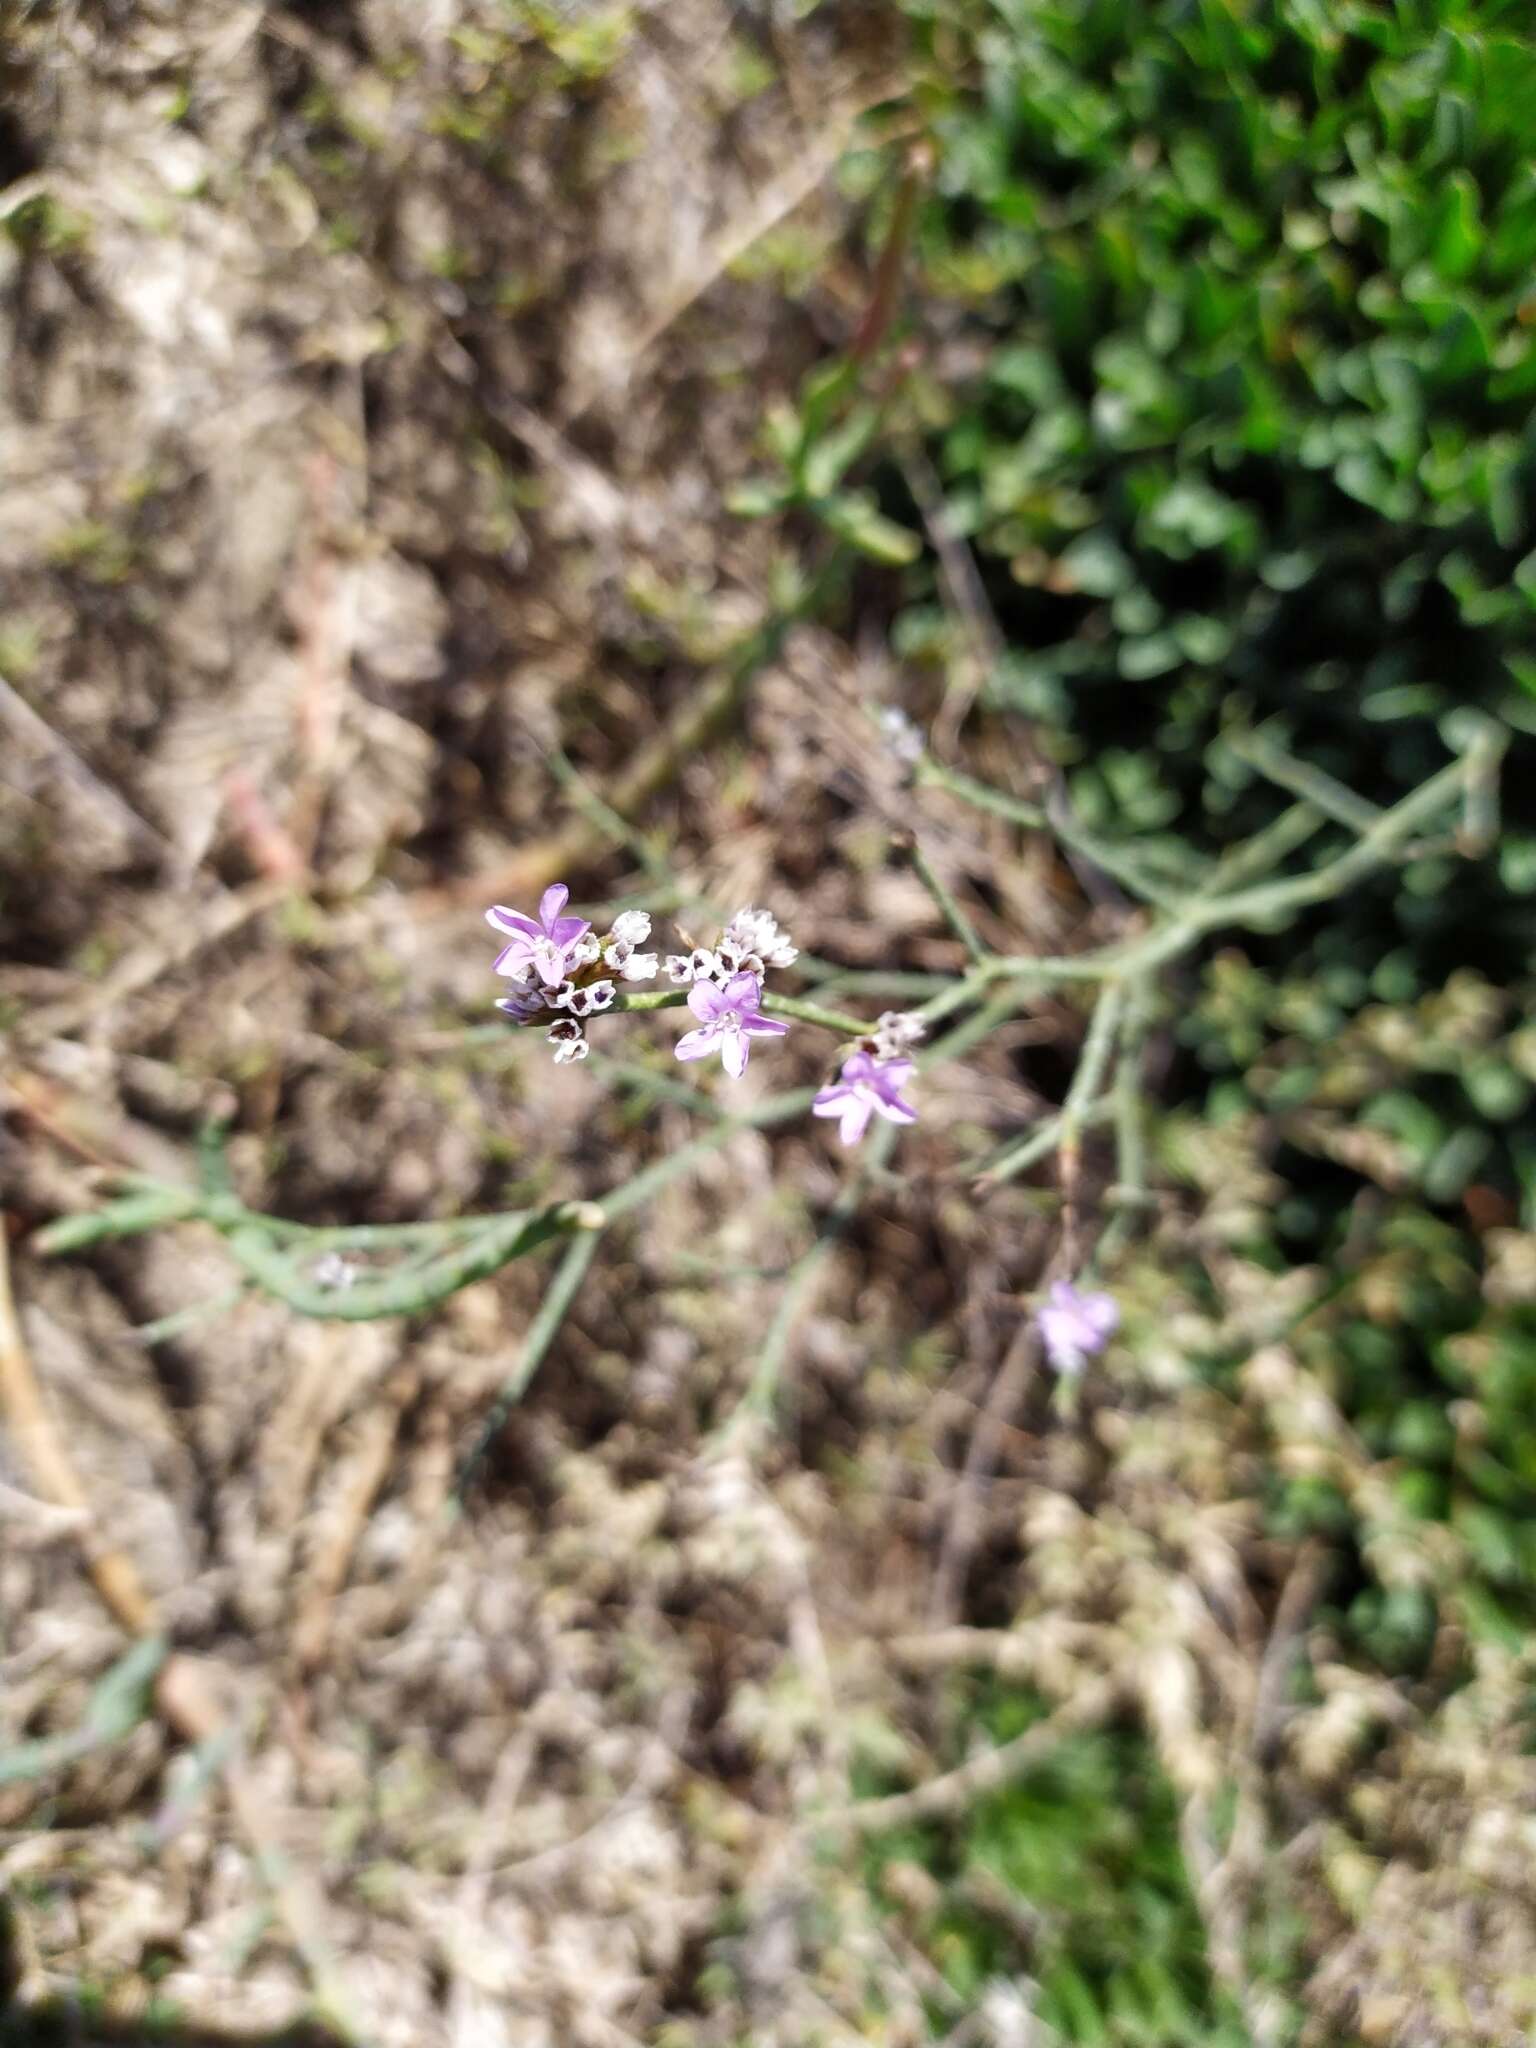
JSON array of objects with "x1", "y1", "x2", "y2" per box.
[
  {"x1": 1083, "y1": 1293, "x2": 1120, "y2": 1340},
  {"x1": 673, "y1": 1025, "x2": 718, "y2": 1062},
  {"x1": 687, "y1": 981, "x2": 728, "y2": 1023},
  {"x1": 721, "y1": 971, "x2": 764, "y2": 1011},
  {"x1": 721, "y1": 1030, "x2": 750, "y2": 1079},
  {"x1": 873, "y1": 1091, "x2": 918, "y2": 1125},
  {"x1": 838, "y1": 1098, "x2": 873, "y2": 1146},
  {"x1": 538, "y1": 883, "x2": 570, "y2": 931},
  {"x1": 491, "y1": 942, "x2": 535, "y2": 978},
  {"x1": 486, "y1": 905, "x2": 542, "y2": 939},
  {"x1": 741, "y1": 1012, "x2": 789, "y2": 1037},
  {"x1": 549, "y1": 915, "x2": 591, "y2": 947},
  {"x1": 812, "y1": 1085, "x2": 853, "y2": 1119}
]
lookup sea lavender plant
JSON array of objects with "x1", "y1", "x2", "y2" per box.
[{"x1": 34, "y1": 723, "x2": 1500, "y2": 1369}]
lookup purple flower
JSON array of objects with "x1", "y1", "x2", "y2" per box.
[
  {"x1": 1037, "y1": 1281, "x2": 1119, "y2": 1376},
  {"x1": 811, "y1": 1051, "x2": 918, "y2": 1146},
  {"x1": 673, "y1": 971, "x2": 787, "y2": 1078},
  {"x1": 486, "y1": 884, "x2": 591, "y2": 989}
]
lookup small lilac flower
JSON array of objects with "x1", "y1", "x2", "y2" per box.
[
  {"x1": 486, "y1": 884, "x2": 591, "y2": 989},
  {"x1": 811, "y1": 1051, "x2": 918, "y2": 1146},
  {"x1": 1037, "y1": 1281, "x2": 1119, "y2": 1376},
  {"x1": 674, "y1": 971, "x2": 787, "y2": 1078}
]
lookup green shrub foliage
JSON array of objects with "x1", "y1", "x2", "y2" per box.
[{"x1": 899, "y1": 0, "x2": 1535, "y2": 974}]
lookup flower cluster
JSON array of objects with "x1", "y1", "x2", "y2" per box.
[
  {"x1": 486, "y1": 889, "x2": 806, "y2": 1081},
  {"x1": 484, "y1": 887, "x2": 930, "y2": 1145},
  {"x1": 487, "y1": 887, "x2": 659, "y2": 1064},
  {"x1": 664, "y1": 905, "x2": 798, "y2": 987}
]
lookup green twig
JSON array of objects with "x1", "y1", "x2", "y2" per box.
[
  {"x1": 1198, "y1": 802, "x2": 1325, "y2": 898},
  {"x1": 612, "y1": 987, "x2": 870, "y2": 1036},
  {"x1": 1096, "y1": 975, "x2": 1158, "y2": 1267},
  {"x1": 724, "y1": 1120, "x2": 898, "y2": 1437},
  {"x1": 454, "y1": 1227, "x2": 604, "y2": 1497},
  {"x1": 131, "y1": 1285, "x2": 250, "y2": 1347},
  {"x1": 917, "y1": 756, "x2": 1194, "y2": 908},
  {"x1": 903, "y1": 833, "x2": 989, "y2": 964},
  {"x1": 1226, "y1": 726, "x2": 1382, "y2": 835}
]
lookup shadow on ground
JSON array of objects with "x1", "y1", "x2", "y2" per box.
[{"x1": 1, "y1": 2002, "x2": 343, "y2": 2048}]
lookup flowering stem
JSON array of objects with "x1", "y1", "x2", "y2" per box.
[
  {"x1": 761, "y1": 992, "x2": 872, "y2": 1036},
  {"x1": 1227, "y1": 726, "x2": 1381, "y2": 835},
  {"x1": 725, "y1": 1119, "x2": 899, "y2": 1437},
  {"x1": 902, "y1": 833, "x2": 990, "y2": 964},
  {"x1": 916, "y1": 756, "x2": 1192, "y2": 908},
  {"x1": 928, "y1": 736, "x2": 1491, "y2": 1008},
  {"x1": 1055, "y1": 984, "x2": 1125, "y2": 1269},
  {"x1": 453, "y1": 1226, "x2": 604, "y2": 1497},
  {"x1": 1096, "y1": 975, "x2": 1158, "y2": 1267},
  {"x1": 32, "y1": 728, "x2": 1499, "y2": 1346},
  {"x1": 611, "y1": 987, "x2": 868, "y2": 1036}
]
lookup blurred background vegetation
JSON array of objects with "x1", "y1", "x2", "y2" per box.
[{"x1": 2, "y1": 2, "x2": 1534, "y2": 2044}]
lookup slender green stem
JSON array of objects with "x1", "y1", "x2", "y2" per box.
[
  {"x1": 132, "y1": 1286, "x2": 249, "y2": 1347},
  {"x1": 725, "y1": 1120, "x2": 898, "y2": 1436},
  {"x1": 919, "y1": 986, "x2": 1029, "y2": 1067},
  {"x1": 1459, "y1": 719, "x2": 1504, "y2": 854},
  {"x1": 598, "y1": 1087, "x2": 820, "y2": 1222},
  {"x1": 454, "y1": 1227, "x2": 604, "y2": 1496},
  {"x1": 612, "y1": 988, "x2": 870, "y2": 1036},
  {"x1": 1055, "y1": 983, "x2": 1125, "y2": 1264},
  {"x1": 972, "y1": 1112, "x2": 1064, "y2": 1186},
  {"x1": 905, "y1": 835, "x2": 989, "y2": 964},
  {"x1": 917, "y1": 756, "x2": 1195, "y2": 907},
  {"x1": 1064, "y1": 985, "x2": 1125, "y2": 1127},
  {"x1": 1198, "y1": 802, "x2": 1325, "y2": 898},
  {"x1": 914, "y1": 757, "x2": 1044, "y2": 830},
  {"x1": 220, "y1": 1204, "x2": 590, "y2": 1321},
  {"x1": 0, "y1": 1635, "x2": 168, "y2": 1788},
  {"x1": 1095, "y1": 975, "x2": 1158, "y2": 1267},
  {"x1": 764, "y1": 992, "x2": 873, "y2": 1036},
  {"x1": 591, "y1": 1054, "x2": 739, "y2": 1121},
  {"x1": 795, "y1": 964, "x2": 951, "y2": 999},
  {"x1": 1227, "y1": 728, "x2": 1380, "y2": 833},
  {"x1": 547, "y1": 745, "x2": 675, "y2": 890},
  {"x1": 34, "y1": 1187, "x2": 203, "y2": 1253}
]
